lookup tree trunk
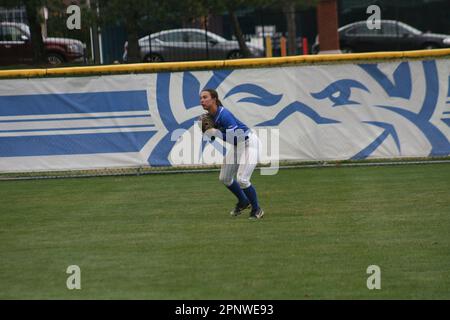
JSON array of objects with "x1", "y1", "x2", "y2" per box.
[
  {"x1": 24, "y1": 2, "x2": 45, "y2": 65},
  {"x1": 125, "y1": 18, "x2": 140, "y2": 63},
  {"x1": 228, "y1": 6, "x2": 252, "y2": 58},
  {"x1": 283, "y1": 2, "x2": 297, "y2": 55}
]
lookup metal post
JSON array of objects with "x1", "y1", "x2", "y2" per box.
[
  {"x1": 89, "y1": 0, "x2": 101, "y2": 64},
  {"x1": 261, "y1": 10, "x2": 265, "y2": 53},
  {"x1": 149, "y1": 33, "x2": 152, "y2": 59},
  {"x1": 204, "y1": 15, "x2": 209, "y2": 60}
]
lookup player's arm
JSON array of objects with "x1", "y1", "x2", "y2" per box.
[
  {"x1": 221, "y1": 114, "x2": 239, "y2": 133},
  {"x1": 221, "y1": 115, "x2": 247, "y2": 143}
]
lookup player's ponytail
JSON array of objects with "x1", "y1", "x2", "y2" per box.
[{"x1": 202, "y1": 88, "x2": 222, "y2": 106}]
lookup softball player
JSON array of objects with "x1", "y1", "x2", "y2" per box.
[{"x1": 200, "y1": 89, "x2": 264, "y2": 220}]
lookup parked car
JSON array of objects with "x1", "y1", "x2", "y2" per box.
[
  {"x1": 312, "y1": 20, "x2": 450, "y2": 54},
  {"x1": 0, "y1": 22, "x2": 86, "y2": 66},
  {"x1": 123, "y1": 28, "x2": 265, "y2": 62}
]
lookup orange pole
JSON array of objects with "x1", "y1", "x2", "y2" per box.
[
  {"x1": 302, "y1": 37, "x2": 309, "y2": 55},
  {"x1": 280, "y1": 36, "x2": 287, "y2": 56}
]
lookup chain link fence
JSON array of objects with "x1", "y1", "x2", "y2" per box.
[{"x1": 1, "y1": 157, "x2": 449, "y2": 181}]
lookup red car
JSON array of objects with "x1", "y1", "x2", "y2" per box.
[{"x1": 0, "y1": 22, "x2": 86, "y2": 66}]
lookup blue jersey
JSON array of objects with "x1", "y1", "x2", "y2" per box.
[{"x1": 213, "y1": 106, "x2": 249, "y2": 145}]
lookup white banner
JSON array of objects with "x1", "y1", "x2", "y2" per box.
[{"x1": 0, "y1": 59, "x2": 449, "y2": 172}]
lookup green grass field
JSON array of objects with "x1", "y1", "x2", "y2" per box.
[{"x1": 0, "y1": 164, "x2": 449, "y2": 299}]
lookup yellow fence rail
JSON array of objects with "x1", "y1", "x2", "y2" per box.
[{"x1": 1, "y1": 48, "x2": 450, "y2": 79}]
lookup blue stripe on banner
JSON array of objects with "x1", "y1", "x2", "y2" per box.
[
  {"x1": 0, "y1": 90, "x2": 148, "y2": 116},
  {"x1": 0, "y1": 114, "x2": 151, "y2": 123},
  {"x1": 442, "y1": 118, "x2": 450, "y2": 127},
  {"x1": 0, "y1": 124, "x2": 155, "y2": 133},
  {"x1": 0, "y1": 131, "x2": 156, "y2": 157}
]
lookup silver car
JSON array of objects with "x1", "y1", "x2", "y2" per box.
[{"x1": 123, "y1": 28, "x2": 264, "y2": 62}]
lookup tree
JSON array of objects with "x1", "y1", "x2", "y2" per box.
[
  {"x1": 282, "y1": 0, "x2": 297, "y2": 55},
  {"x1": 96, "y1": 0, "x2": 144, "y2": 63},
  {"x1": 223, "y1": 0, "x2": 252, "y2": 58},
  {"x1": 263, "y1": 0, "x2": 318, "y2": 55},
  {"x1": 161, "y1": 0, "x2": 256, "y2": 59},
  {"x1": 96, "y1": 0, "x2": 209, "y2": 63}
]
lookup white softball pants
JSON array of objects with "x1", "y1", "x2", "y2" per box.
[{"x1": 219, "y1": 131, "x2": 259, "y2": 189}]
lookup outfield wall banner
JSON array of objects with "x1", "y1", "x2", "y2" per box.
[{"x1": 0, "y1": 59, "x2": 449, "y2": 172}]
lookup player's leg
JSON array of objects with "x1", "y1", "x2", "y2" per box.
[
  {"x1": 219, "y1": 146, "x2": 250, "y2": 215},
  {"x1": 236, "y1": 132, "x2": 264, "y2": 219}
]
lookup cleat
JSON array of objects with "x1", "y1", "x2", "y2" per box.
[
  {"x1": 230, "y1": 201, "x2": 251, "y2": 216},
  {"x1": 248, "y1": 208, "x2": 264, "y2": 220}
]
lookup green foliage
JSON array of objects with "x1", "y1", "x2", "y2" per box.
[{"x1": 96, "y1": 0, "x2": 208, "y2": 31}]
